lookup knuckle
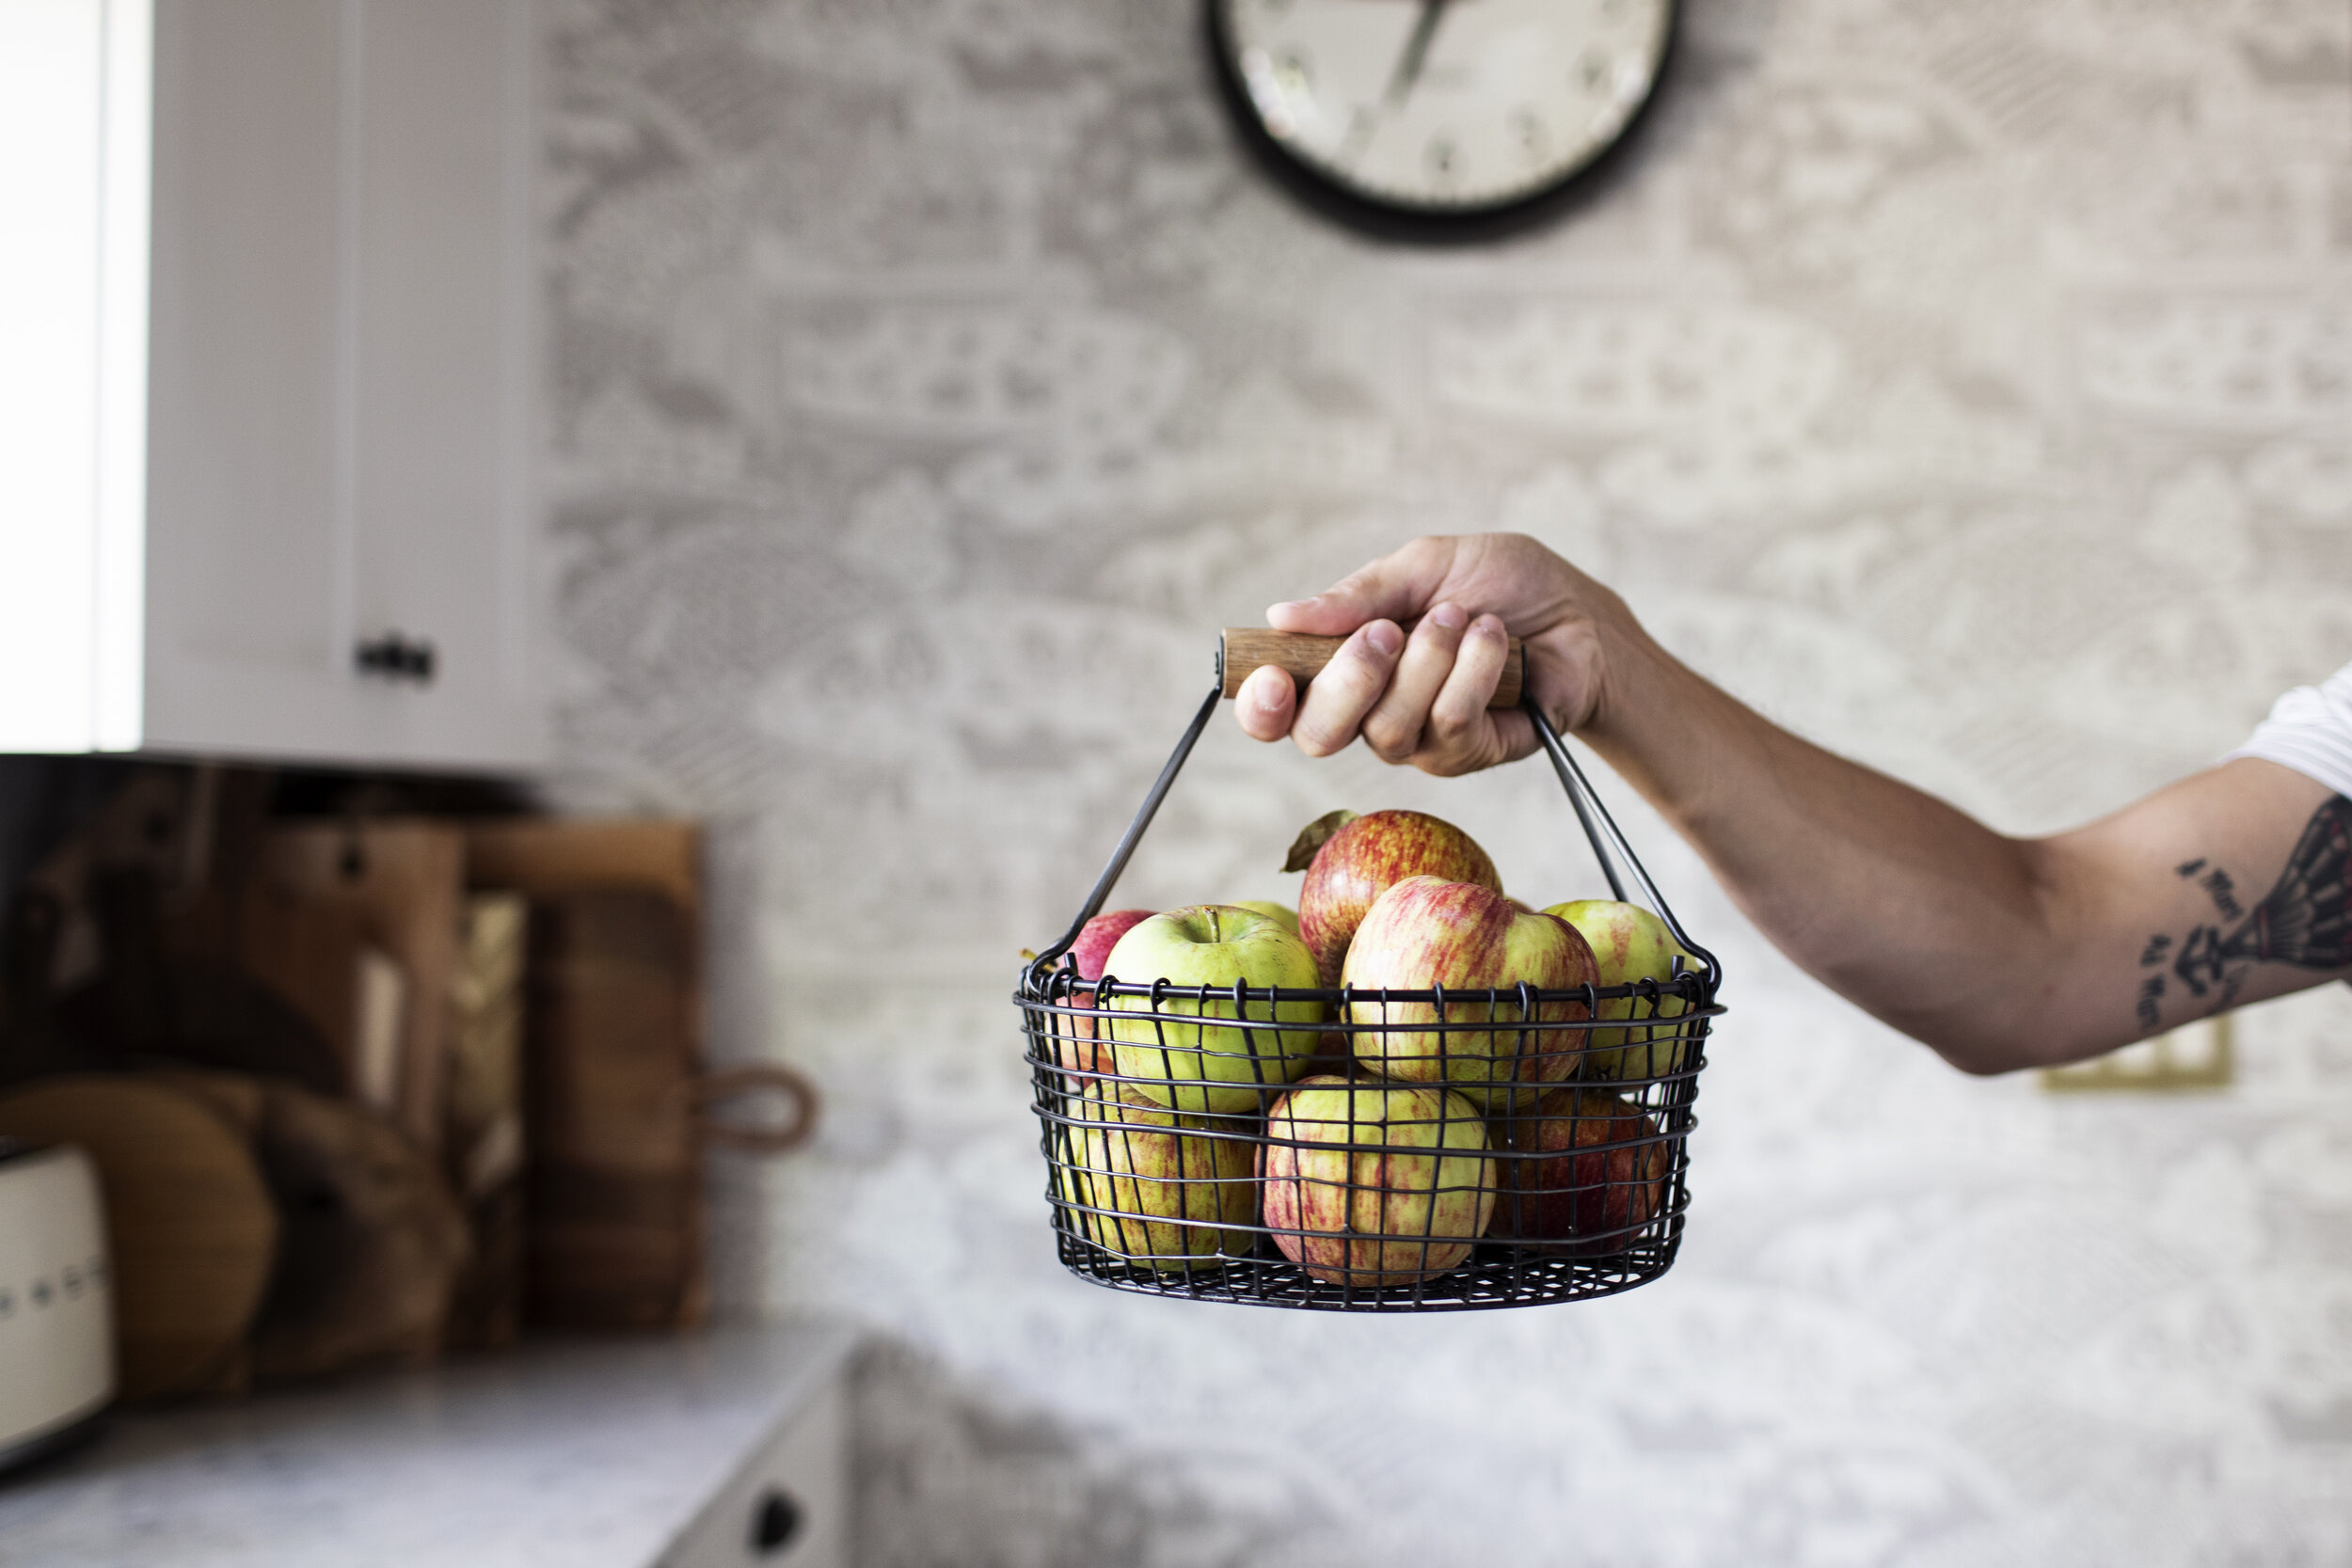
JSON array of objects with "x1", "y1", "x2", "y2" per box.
[
  {"x1": 1324, "y1": 658, "x2": 1391, "y2": 716},
  {"x1": 1363, "y1": 720, "x2": 1418, "y2": 764},
  {"x1": 1414, "y1": 747, "x2": 1473, "y2": 779},
  {"x1": 1418, "y1": 726, "x2": 1498, "y2": 778},
  {"x1": 1292, "y1": 716, "x2": 1350, "y2": 757},
  {"x1": 1298, "y1": 714, "x2": 1355, "y2": 756}
]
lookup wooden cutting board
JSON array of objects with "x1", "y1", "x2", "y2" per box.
[
  {"x1": 251, "y1": 823, "x2": 466, "y2": 1152},
  {"x1": 521, "y1": 888, "x2": 705, "y2": 1331},
  {"x1": 464, "y1": 820, "x2": 709, "y2": 1331},
  {"x1": 462, "y1": 818, "x2": 700, "y2": 911},
  {"x1": 0, "y1": 1075, "x2": 277, "y2": 1400}
]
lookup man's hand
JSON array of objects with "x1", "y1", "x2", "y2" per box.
[
  {"x1": 1233, "y1": 534, "x2": 1633, "y2": 775},
  {"x1": 1233, "y1": 533, "x2": 2350, "y2": 1073}
]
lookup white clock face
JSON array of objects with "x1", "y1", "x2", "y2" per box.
[{"x1": 1216, "y1": 0, "x2": 1675, "y2": 214}]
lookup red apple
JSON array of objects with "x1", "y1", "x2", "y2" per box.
[
  {"x1": 1261, "y1": 1075, "x2": 1495, "y2": 1288},
  {"x1": 1342, "y1": 877, "x2": 1598, "y2": 1111},
  {"x1": 1298, "y1": 810, "x2": 1502, "y2": 986},
  {"x1": 1055, "y1": 910, "x2": 1156, "y2": 1077},
  {"x1": 1071, "y1": 910, "x2": 1155, "y2": 981},
  {"x1": 1054, "y1": 1017, "x2": 1110, "y2": 1080},
  {"x1": 1490, "y1": 1088, "x2": 1671, "y2": 1256}
]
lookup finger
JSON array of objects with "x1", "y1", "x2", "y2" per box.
[
  {"x1": 1361, "y1": 601, "x2": 1469, "y2": 763},
  {"x1": 1267, "y1": 536, "x2": 1459, "y2": 637},
  {"x1": 1234, "y1": 664, "x2": 1295, "y2": 742},
  {"x1": 1290, "y1": 620, "x2": 1405, "y2": 758},
  {"x1": 1416, "y1": 614, "x2": 1512, "y2": 771}
]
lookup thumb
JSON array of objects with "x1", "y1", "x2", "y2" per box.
[{"x1": 1266, "y1": 538, "x2": 1457, "y2": 637}]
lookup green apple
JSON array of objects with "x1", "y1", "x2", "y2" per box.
[
  {"x1": 1103, "y1": 905, "x2": 1325, "y2": 1115},
  {"x1": 1061, "y1": 1083, "x2": 1258, "y2": 1273},
  {"x1": 1543, "y1": 899, "x2": 1692, "y2": 1083},
  {"x1": 1226, "y1": 899, "x2": 1352, "y2": 1073},
  {"x1": 1229, "y1": 900, "x2": 1300, "y2": 939}
]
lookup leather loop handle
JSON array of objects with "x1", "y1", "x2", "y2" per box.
[
  {"x1": 1219, "y1": 627, "x2": 1524, "y2": 709},
  {"x1": 686, "y1": 1064, "x2": 820, "y2": 1155}
]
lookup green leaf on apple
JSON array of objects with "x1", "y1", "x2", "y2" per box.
[{"x1": 1281, "y1": 809, "x2": 1359, "y2": 874}]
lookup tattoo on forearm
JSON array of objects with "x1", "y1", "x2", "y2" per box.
[
  {"x1": 2138, "y1": 795, "x2": 2352, "y2": 1031},
  {"x1": 2200, "y1": 867, "x2": 2243, "y2": 920}
]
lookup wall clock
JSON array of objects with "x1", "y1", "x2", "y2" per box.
[{"x1": 1206, "y1": 0, "x2": 1677, "y2": 239}]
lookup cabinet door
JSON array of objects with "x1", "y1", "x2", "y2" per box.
[{"x1": 142, "y1": 0, "x2": 541, "y2": 770}]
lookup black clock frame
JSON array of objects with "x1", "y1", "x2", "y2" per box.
[{"x1": 1201, "y1": 0, "x2": 1682, "y2": 245}]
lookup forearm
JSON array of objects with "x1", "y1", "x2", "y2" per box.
[
  {"x1": 1243, "y1": 535, "x2": 2346, "y2": 1070},
  {"x1": 1578, "y1": 614, "x2": 2072, "y2": 1070}
]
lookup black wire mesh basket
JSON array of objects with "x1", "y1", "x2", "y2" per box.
[{"x1": 1015, "y1": 632, "x2": 1724, "y2": 1312}]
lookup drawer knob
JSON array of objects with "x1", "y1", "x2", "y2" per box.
[
  {"x1": 354, "y1": 633, "x2": 437, "y2": 685},
  {"x1": 750, "y1": 1488, "x2": 801, "y2": 1555}
]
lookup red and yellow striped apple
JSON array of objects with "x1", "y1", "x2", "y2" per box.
[
  {"x1": 1342, "y1": 877, "x2": 1598, "y2": 1111},
  {"x1": 1298, "y1": 810, "x2": 1501, "y2": 985},
  {"x1": 1261, "y1": 1075, "x2": 1496, "y2": 1287}
]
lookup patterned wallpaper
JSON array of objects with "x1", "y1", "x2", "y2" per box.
[{"x1": 541, "y1": 1, "x2": 2352, "y2": 1562}]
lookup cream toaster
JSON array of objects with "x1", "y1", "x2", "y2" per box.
[{"x1": 0, "y1": 1140, "x2": 113, "y2": 1469}]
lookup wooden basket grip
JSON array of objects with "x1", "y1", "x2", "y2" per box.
[{"x1": 1219, "y1": 627, "x2": 1524, "y2": 709}]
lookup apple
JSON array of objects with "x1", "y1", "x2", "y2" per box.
[
  {"x1": 1298, "y1": 810, "x2": 1502, "y2": 986},
  {"x1": 1222, "y1": 901, "x2": 1341, "y2": 1066},
  {"x1": 1261, "y1": 1075, "x2": 1496, "y2": 1288},
  {"x1": 1070, "y1": 910, "x2": 1156, "y2": 981},
  {"x1": 1061, "y1": 1083, "x2": 1259, "y2": 1272},
  {"x1": 1542, "y1": 900, "x2": 1692, "y2": 1083},
  {"x1": 1103, "y1": 905, "x2": 1325, "y2": 1115},
  {"x1": 1490, "y1": 1088, "x2": 1671, "y2": 1256},
  {"x1": 1342, "y1": 877, "x2": 1599, "y2": 1111},
  {"x1": 1229, "y1": 900, "x2": 1300, "y2": 939},
  {"x1": 1055, "y1": 908, "x2": 1156, "y2": 1076}
]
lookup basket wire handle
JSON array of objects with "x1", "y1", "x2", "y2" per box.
[
  {"x1": 1524, "y1": 696, "x2": 1721, "y2": 992},
  {"x1": 1024, "y1": 642, "x2": 1723, "y2": 998},
  {"x1": 1026, "y1": 682, "x2": 1226, "y2": 983}
]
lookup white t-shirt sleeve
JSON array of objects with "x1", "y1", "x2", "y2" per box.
[{"x1": 2228, "y1": 660, "x2": 2352, "y2": 799}]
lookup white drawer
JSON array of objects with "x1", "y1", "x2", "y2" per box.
[{"x1": 657, "y1": 1373, "x2": 848, "y2": 1568}]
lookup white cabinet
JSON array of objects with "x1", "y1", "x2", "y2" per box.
[
  {"x1": 659, "y1": 1374, "x2": 850, "y2": 1568},
  {"x1": 0, "y1": 1323, "x2": 862, "y2": 1567},
  {"x1": 0, "y1": 0, "x2": 542, "y2": 770}
]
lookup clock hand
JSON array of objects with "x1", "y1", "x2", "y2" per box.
[
  {"x1": 1339, "y1": 0, "x2": 1451, "y2": 166},
  {"x1": 1380, "y1": 0, "x2": 1450, "y2": 112}
]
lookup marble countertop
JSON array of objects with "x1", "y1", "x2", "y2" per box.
[{"x1": 0, "y1": 1322, "x2": 860, "y2": 1568}]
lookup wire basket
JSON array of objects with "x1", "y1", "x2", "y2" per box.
[{"x1": 1014, "y1": 635, "x2": 1724, "y2": 1312}]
